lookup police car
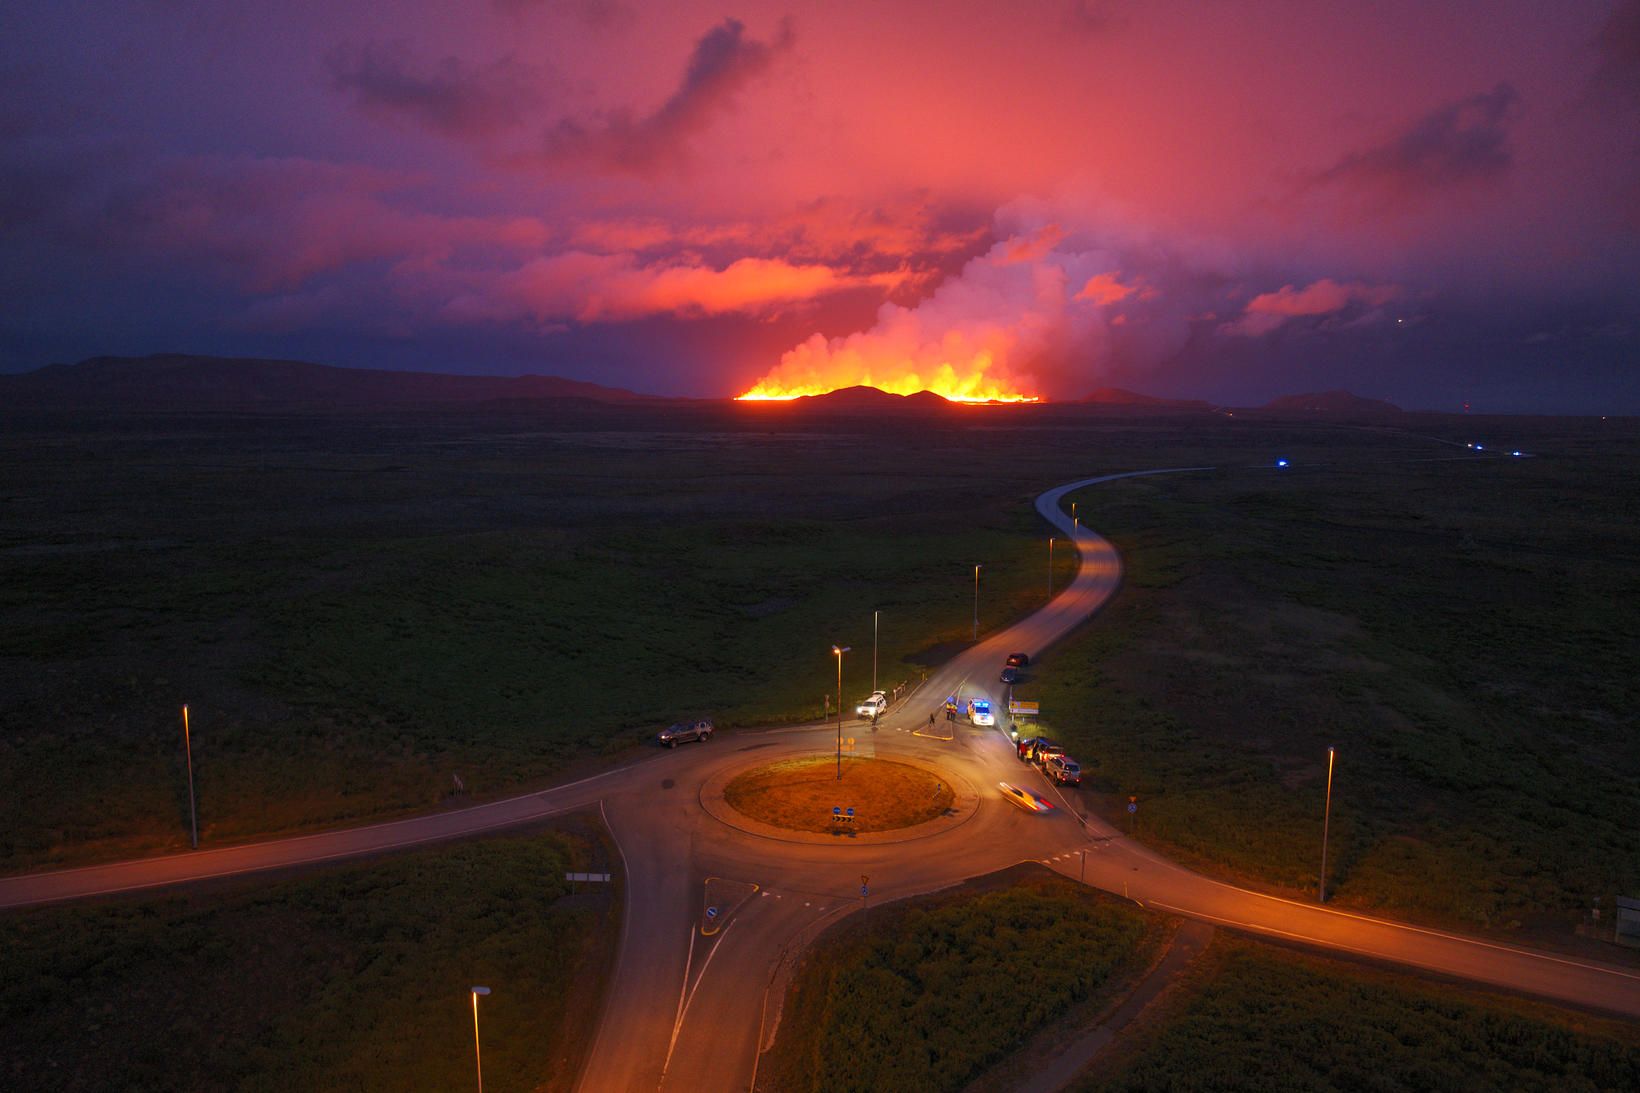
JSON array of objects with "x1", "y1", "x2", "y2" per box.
[{"x1": 968, "y1": 699, "x2": 995, "y2": 727}]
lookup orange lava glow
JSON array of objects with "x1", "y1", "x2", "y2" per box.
[{"x1": 736, "y1": 354, "x2": 1042, "y2": 404}]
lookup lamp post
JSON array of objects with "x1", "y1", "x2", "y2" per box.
[
  {"x1": 973, "y1": 564, "x2": 981, "y2": 641},
  {"x1": 872, "y1": 610, "x2": 879, "y2": 696},
  {"x1": 832, "y1": 645, "x2": 850, "y2": 780},
  {"x1": 1071, "y1": 500, "x2": 1078, "y2": 530},
  {"x1": 182, "y1": 705, "x2": 198, "y2": 849},
  {"x1": 1319, "y1": 746, "x2": 1336, "y2": 903},
  {"x1": 1047, "y1": 537, "x2": 1055, "y2": 599},
  {"x1": 471, "y1": 985, "x2": 491, "y2": 1093}
]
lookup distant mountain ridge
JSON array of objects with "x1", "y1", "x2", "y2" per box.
[
  {"x1": 0, "y1": 354, "x2": 645, "y2": 409},
  {"x1": 786, "y1": 385, "x2": 953, "y2": 411},
  {"x1": 1080, "y1": 386, "x2": 1212, "y2": 411},
  {"x1": 1261, "y1": 390, "x2": 1403, "y2": 414}
]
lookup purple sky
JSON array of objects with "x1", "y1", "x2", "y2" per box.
[{"x1": 3, "y1": 1, "x2": 1638, "y2": 410}]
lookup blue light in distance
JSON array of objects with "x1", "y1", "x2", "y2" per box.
[{"x1": 1276, "y1": 458, "x2": 1290, "y2": 468}]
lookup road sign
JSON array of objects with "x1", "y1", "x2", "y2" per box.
[
  {"x1": 1127, "y1": 802, "x2": 1138, "y2": 814},
  {"x1": 861, "y1": 885, "x2": 868, "y2": 898},
  {"x1": 846, "y1": 807, "x2": 855, "y2": 817},
  {"x1": 861, "y1": 874, "x2": 869, "y2": 886},
  {"x1": 706, "y1": 906, "x2": 719, "y2": 920},
  {"x1": 832, "y1": 806, "x2": 842, "y2": 816},
  {"x1": 1008, "y1": 701, "x2": 1040, "y2": 716}
]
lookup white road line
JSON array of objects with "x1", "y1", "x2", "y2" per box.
[{"x1": 662, "y1": 919, "x2": 737, "y2": 1081}]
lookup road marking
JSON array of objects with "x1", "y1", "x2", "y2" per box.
[{"x1": 663, "y1": 918, "x2": 738, "y2": 1080}]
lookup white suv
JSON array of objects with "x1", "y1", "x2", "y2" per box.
[{"x1": 856, "y1": 692, "x2": 888, "y2": 718}]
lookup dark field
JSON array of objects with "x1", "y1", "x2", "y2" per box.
[
  {"x1": 1022, "y1": 421, "x2": 1640, "y2": 935},
  {"x1": 763, "y1": 869, "x2": 1161, "y2": 1093},
  {"x1": 0, "y1": 816, "x2": 617, "y2": 1091},
  {"x1": 1081, "y1": 935, "x2": 1640, "y2": 1092},
  {"x1": 3, "y1": 403, "x2": 1638, "y2": 952}
]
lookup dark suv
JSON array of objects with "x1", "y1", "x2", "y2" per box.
[
  {"x1": 1017, "y1": 736, "x2": 1054, "y2": 762},
  {"x1": 658, "y1": 719, "x2": 715, "y2": 747},
  {"x1": 1032, "y1": 742, "x2": 1066, "y2": 767}
]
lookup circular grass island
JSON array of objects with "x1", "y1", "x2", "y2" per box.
[{"x1": 723, "y1": 756, "x2": 955, "y2": 834}]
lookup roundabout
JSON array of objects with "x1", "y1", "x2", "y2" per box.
[{"x1": 700, "y1": 748, "x2": 981, "y2": 844}]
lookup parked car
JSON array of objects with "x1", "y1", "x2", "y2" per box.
[
  {"x1": 968, "y1": 699, "x2": 995, "y2": 727},
  {"x1": 658, "y1": 719, "x2": 715, "y2": 747},
  {"x1": 1006, "y1": 652, "x2": 1030, "y2": 667},
  {"x1": 1000, "y1": 666, "x2": 1021, "y2": 685},
  {"x1": 997, "y1": 781, "x2": 1055, "y2": 813},
  {"x1": 1017, "y1": 736, "x2": 1054, "y2": 761},
  {"x1": 1044, "y1": 755, "x2": 1082, "y2": 786},
  {"x1": 1032, "y1": 741, "x2": 1066, "y2": 766},
  {"x1": 856, "y1": 691, "x2": 888, "y2": 718}
]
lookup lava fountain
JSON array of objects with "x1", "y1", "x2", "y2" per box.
[{"x1": 736, "y1": 332, "x2": 1043, "y2": 404}]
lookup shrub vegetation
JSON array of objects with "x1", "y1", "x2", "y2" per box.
[
  {"x1": 0, "y1": 822, "x2": 616, "y2": 1091},
  {"x1": 765, "y1": 871, "x2": 1160, "y2": 1093}
]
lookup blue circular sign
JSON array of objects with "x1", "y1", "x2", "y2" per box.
[{"x1": 1127, "y1": 802, "x2": 1138, "y2": 814}]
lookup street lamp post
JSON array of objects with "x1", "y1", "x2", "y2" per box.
[
  {"x1": 832, "y1": 645, "x2": 850, "y2": 780},
  {"x1": 1071, "y1": 500, "x2": 1078, "y2": 530},
  {"x1": 872, "y1": 610, "x2": 879, "y2": 696},
  {"x1": 471, "y1": 985, "x2": 491, "y2": 1093},
  {"x1": 182, "y1": 705, "x2": 198, "y2": 849},
  {"x1": 1047, "y1": 537, "x2": 1055, "y2": 599},
  {"x1": 1319, "y1": 746, "x2": 1336, "y2": 903},
  {"x1": 973, "y1": 564, "x2": 981, "y2": 641}
]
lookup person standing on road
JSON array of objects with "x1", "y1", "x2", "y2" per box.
[{"x1": 928, "y1": 712, "x2": 936, "y2": 731}]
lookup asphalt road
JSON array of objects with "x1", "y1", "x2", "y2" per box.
[{"x1": 2, "y1": 468, "x2": 1636, "y2": 1092}]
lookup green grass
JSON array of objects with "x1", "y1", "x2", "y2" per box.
[
  {"x1": 763, "y1": 870, "x2": 1161, "y2": 1093},
  {"x1": 1079, "y1": 936, "x2": 1640, "y2": 1092},
  {"x1": 1016, "y1": 441, "x2": 1640, "y2": 934},
  {"x1": 0, "y1": 818, "x2": 617, "y2": 1091}
]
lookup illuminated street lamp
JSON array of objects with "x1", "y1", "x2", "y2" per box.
[
  {"x1": 471, "y1": 985, "x2": 491, "y2": 1093},
  {"x1": 872, "y1": 609, "x2": 879, "y2": 696},
  {"x1": 973, "y1": 564, "x2": 981, "y2": 641},
  {"x1": 832, "y1": 645, "x2": 851, "y2": 780},
  {"x1": 1319, "y1": 746, "x2": 1336, "y2": 903},
  {"x1": 182, "y1": 705, "x2": 198, "y2": 849},
  {"x1": 1047, "y1": 537, "x2": 1055, "y2": 599},
  {"x1": 1071, "y1": 500, "x2": 1078, "y2": 530}
]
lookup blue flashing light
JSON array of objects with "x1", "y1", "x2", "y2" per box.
[
  {"x1": 1475, "y1": 443, "x2": 1484, "y2": 451},
  {"x1": 1276, "y1": 458, "x2": 1290, "y2": 468},
  {"x1": 1511, "y1": 450, "x2": 1523, "y2": 457}
]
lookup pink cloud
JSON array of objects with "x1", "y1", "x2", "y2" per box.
[
  {"x1": 457, "y1": 252, "x2": 898, "y2": 325},
  {"x1": 1074, "y1": 271, "x2": 1136, "y2": 305},
  {"x1": 1225, "y1": 278, "x2": 1402, "y2": 336}
]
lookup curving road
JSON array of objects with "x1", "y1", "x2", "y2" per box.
[{"x1": 2, "y1": 469, "x2": 1636, "y2": 1091}]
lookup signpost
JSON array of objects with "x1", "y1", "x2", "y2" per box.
[
  {"x1": 1007, "y1": 700, "x2": 1039, "y2": 717},
  {"x1": 1127, "y1": 796, "x2": 1138, "y2": 834}
]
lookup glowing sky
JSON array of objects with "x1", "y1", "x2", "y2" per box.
[{"x1": 4, "y1": 1, "x2": 1639, "y2": 409}]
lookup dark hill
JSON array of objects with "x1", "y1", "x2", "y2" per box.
[
  {"x1": 785, "y1": 385, "x2": 954, "y2": 412},
  {"x1": 1081, "y1": 386, "x2": 1212, "y2": 411},
  {"x1": 1262, "y1": 390, "x2": 1402, "y2": 414},
  {"x1": 0, "y1": 354, "x2": 645, "y2": 410}
]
